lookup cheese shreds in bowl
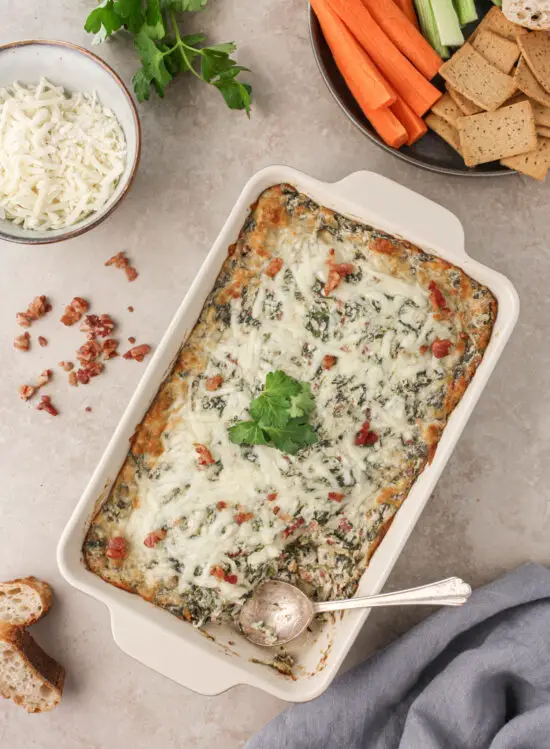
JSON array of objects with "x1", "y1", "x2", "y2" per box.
[{"x1": 0, "y1": 78, "x2": 127, "y2": 230}]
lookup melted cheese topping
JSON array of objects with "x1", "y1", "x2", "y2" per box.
[
  {"x1": 0, "y1": 78, "x2": 126, "y2": 230},
  {"x1": 118, "y1": 218, "x2": 459, "y2": 617}
]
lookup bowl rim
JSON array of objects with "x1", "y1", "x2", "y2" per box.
[
  {"x1": 0, "y1": 38, "x2": 142, "y2": 245},
  {"x1": 307, "y1": 6, "x2": 514, "y2": 179}
]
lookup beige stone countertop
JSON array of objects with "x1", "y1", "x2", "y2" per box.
[{"x1": 1, "y1": 1, "x2": 549, "y2": 746}]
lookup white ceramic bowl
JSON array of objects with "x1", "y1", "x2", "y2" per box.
[{"x1": 0, "y1": 40, "x2": 141, "y2": 245}]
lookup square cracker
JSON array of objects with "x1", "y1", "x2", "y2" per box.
[
  {"x1": 537, "y1": 125, "x2": 550, "y2": 136},
  {"x1": 425, "y1": 113, "x2": 462, "y2": 154},
  {"x1": 440, "y1": 43, "x2": 517, "y2": 111},
  {"x1": 457, "y1": 100, "x2": 537, "y2": 166},
  {"x1": 509, "y1": 94, "x2": 550, "y2": 125},
  {"x1": 471, "y1": 29, "x2": 520, "y2": 73},
  {"x1": 469, "y1": 6, "x2": 528, "y2": 42},
  {"x1": 518, "y1": 32, "x2": 550, "y2": 95},
  {"x1": 501, "y1": 138, "x2": 550, "y2": 180},
  {"x1": 446, "y1": 83, "x2": 484, "y2": 115},
  {"x1": 431, "y1": 93, "x2": 463, "y2": 126},
  {"x1": 514, "y1": 56, "x2": 550, "y2": 107}
]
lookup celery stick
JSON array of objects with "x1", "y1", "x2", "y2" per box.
[
  {"x1": 414, "y1": 0, "x2": 450, "y2": 59},
  {"x1": 431, "y1": 0, "x2": 465, "y2": 46},
  {"x1": 453, "y1": 0, "x2": 478, "y2": 25}
]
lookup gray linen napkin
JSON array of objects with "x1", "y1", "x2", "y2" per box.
[{"x1": 245, "y1": 563, "x2": 550, "y2": 749}]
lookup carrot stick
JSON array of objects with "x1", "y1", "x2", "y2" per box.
[
  {"x1": 311, "y1": 0, "x2": 396, "y2": 111},
  {"x1": 327, "y1": 0, "x2": 442, "y2": 116},
  {"x1": 390, "y1": 95, "x2": 427, "y2": 145},
  {"x1": 365, "y1": 105, "x2": 408, "y2": 148},
  {"x1": 362, "y1": 0, "x2": 442, "y2": 80},
  {"x1": 393, "y1": 0, "x2": 420, "y2": 30}
]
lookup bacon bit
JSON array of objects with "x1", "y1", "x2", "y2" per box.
[
  {"x1": 323, "y1": 250, "x2": 356, "y2": 296},
  {"x1": 77, "y1": 340, "x2": 101, "y2": 364},
  {"x1": 60, "y1": 297, "x2": 88, "y2": 326},
  {"x1": 216, "y1": 501, "x2": 227, "y2": 510},
  {"x1": 267, "y1": 492, "x2": 278, "y2": 501},
  {"x1": 128, "y1": 337, "x2": 136, "y2": 344},
  {"x1": 210, "y1": 565, "x2": 225, "y2": 580},
  {"x1": 59, "y1": 361, "x2": 74, "y2": 372},
  {"x1": 419, "y1": 345, "x2": 429, "y2": 355},
  {"x1": 125, "y1": 266, "x2": 139, "y2": 282},
  {"x1": 36, "y1": 369, "x2": 53, "y2": 388},
  {"x1": 105, "y1": 251, "x2": 139, "y2": 282},
  {"x1": 106, "y1": 536, "x2": 127, "y2": 560},
  {"x1": 37, "y1": 336, "x2": 48, "y2": 347},
  {"x1": 14, "y1": 332, "x2": 30, "y2": 351},
  {"x1": 272, "y1": 506, "x2": 280, "y2": 515},
  {"x1": 19, "y1": 385, "x2": 35, "y2": 401},
  {"x1": 127, "y1": 306, "x2": 134, "y2": 313},
  {"x1": 322, "y1": 355, "x2": 337, "y2": 370},
  {"x1": 328, "y1": 492, "x2": 345, "y2": 502},
  {"x1": 206, "y1": 374, "x2": 223, "y2": 391},
  {"x1": 68, "y1": 371, "x2": 78, "y2": 387},
  {"x1": 36, "y1": 395, "x2": 58, "y2": 416},
  {"x1": 354, "y1": 421, "x2": 378, "y2": 447},
  {"x1": 428, "y1": 281, "x2": 448, "y2": 312},
  {"x1": 76, "y1": 361, "x2": 104, "y2": 384},
  {"x1": 234, "y1": 512, "x2": 254, "y2": 525},
  {"x1": 144, "y1": 529, "x2": 167, "y2": 548},
  {"x1": 123, "y1": 344, "x2": 151, "y2": 362},
  {"x1": 282, "y1": 516, "x2": 305, "y2": 539},
  {"x1": 339, "y1": 518, "x2": 353, "y2": 533},
  {"x1": 224, "y1": 574, "x2": 238, "y2": 585},
  {"x1": 264, "y1": 257, "x2": 283, "y2": 278},
  {"x1": 80, "y1": 313, "x2": 115, "y2": 339},
  {"x1": 431, "y1": 338, "x2": 452, "y2": 359},
  {"x1": 194, "y1": 443, "x2": 215, "y2": 467},
  {"x1": 102, "y1": 339, "x2": 119, "y2": 360},
  {"x1": 17, "y1": 295, "x2": 51, "y2": 328},
  {"x1": 85, "y1": 406, "x2": 92, "y2": 413},
  {"x1": 324, "y1": 268, "x2": 342, "y2": 296}
]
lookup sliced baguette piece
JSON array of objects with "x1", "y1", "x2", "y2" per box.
[
  {"x1": 471, "y1": 5, "x2": 529, "y2": 41},
  {"x1": 425, "y1": 113, "x2": 462, "y2": 154},
  {"x1": 446, "y1": 83, "x2": 484, "y2": 115},
  {"x1": 518, "y1": 32, "x2": 550, "y2": 93},
  {"x1": 430, "y1": 92, "x2": 463, "y2": 125},
  {"x1": 515, "y1": 55, "x2": 550, "y2": 105},
  {"x1": 471, "y1": 29, "x2": 521, "y2": 73},
  {"x1": 501, "y1": 137, "x2": 550, "y2": 179},
  {"x1": 457, "y1": 100, "x2": 537, "y2": 165},
  {"x1": 0, "y1": 624, "x2": 65, "y2": 713},
  {"x1": 503, "y1": 0, "x2": 550, "y2": 31},
  {"x1": 440, "y1": 43, "x2": 517, "y2": 111},
  {"x1": 0, "y1": 578, "x2": 53, "y2": 626}
]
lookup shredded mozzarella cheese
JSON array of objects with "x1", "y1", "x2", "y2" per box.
[{"x1": 0, "y1": 78, "x2": 127, "y2": 230}]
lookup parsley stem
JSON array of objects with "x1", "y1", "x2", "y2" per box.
[{"x1": 169, "y1": 9, "x2": 203, "y2": 82}]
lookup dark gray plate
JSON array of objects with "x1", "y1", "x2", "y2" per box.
[{"x1": 308, "y1": 1, "x2": 513, "y2": 177}]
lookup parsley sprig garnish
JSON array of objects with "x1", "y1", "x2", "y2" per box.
[
  {"x1": 85, "y1": 0, "x2": 252, "y2": 113},
  {"x1": 229, "y1": 371, "x2": 318, "y2": 455}
]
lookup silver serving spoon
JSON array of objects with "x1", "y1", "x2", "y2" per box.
[{"x1": 239, "y1": 577, "x2": 472, "y2": 647}]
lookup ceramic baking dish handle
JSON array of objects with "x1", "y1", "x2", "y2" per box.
[
  {"x1": 329, "y1": 171, "x2": 466, "y2": 263},
  {"x1": 109, "y1": 605, "x2": 242, "y2": 695}
]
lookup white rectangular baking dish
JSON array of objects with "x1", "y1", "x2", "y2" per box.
[{"x1": 58, "y1": 167, "x2": 519, "y2": 703}]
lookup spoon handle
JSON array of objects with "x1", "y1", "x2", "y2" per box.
[{"x1": 312, "y1": 577, "x2": 472, "y2": 614}]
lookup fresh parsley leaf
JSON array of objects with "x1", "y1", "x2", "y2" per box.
[
  {"x1": 264, "y1": 419, "x2": 318, "y2": 455},
  {"x1": 288, "y1": 383, "x2": 315, "y2": 419},
  {"x1": 113, "y1": 0, "x2": 144, "y2": 32},
  {"x1": 160, "y1": 0, "x2": 207, "y2": 10},
  {"x1": 85, "y1": 0, "x2": 123, "y2": 38},
  {"x1": 133, "y1": 67, "x2": 152, "y2": 101},
  {"x1": 265, "y1": 371, "x2": 302, "y2": 399},
  {"x1": 134, "y1": 30, "x2": 172, "y2": 95},
  {"x1": 249, "y1": 394, "x2": 289, "y2": 429},
  {"x1": 228, "y1": 421, "x2": 268, "y2": 447}
]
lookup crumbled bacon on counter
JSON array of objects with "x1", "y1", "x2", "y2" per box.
[
  {"x1": 322, "y1": 355, "x2": 337, "y2": 370},
  {"x1": 77, "y1": 340, "x2": 101, "y2": 364},
  {"x1": 16, "y1": 295, "x2": 52, "y2": 328},
  {"x1": 37, "y1": 336, "x2": 48, "y2": 347},
  {"x1": 14, "y1": 332, "x2": 30, "y2": 351},
  {"x1": 80, "y1": 313, "x2": 115, "y2": 339},
  {"x1": 36, "y1": 369, "x2": 53, "y2": 388},
  {"x1": 264, "y1": 257, "x2": 283, "y2": 278},
  {"x1": 19, "y1": 385, "x2": 35, "y2": 401},
  {"x1": 59, "y1": 361, "x2": 74, "y2": 372},
  {"x1": 205, "y1": 374, "x2": 223, "y2": 391},
  {"x1": 85, "y1": 406, "x2": 92, "y2": 413},
  {"x1": 60, "y1": 297, "x2": 88, "y2": 326},
  {"x1": 68, "y1": 371, "x2": 78, "y2": 387},
  {"x1": 144, "y1": 529, "x2": 167, "y2": 548},
  {"x1": 123, "y1": 344, "x2": 151, "y2": 362},
  {"x1": 194, "y1": 443, "x2": 215, "y2": 467},
  {"x1": 324, "y1": 249, "x2": 356, "y2": 296},
  {"x1": 127, "y1": 306, "x2": 134, "y2": 313},
  {"x1": 106, "y1": 536, "x2": 127, "y2": 560},
  {"x1": 36, "y1": 395, "x2": 58, "y2": 416},
  {"x1": 105, "y1": 251, "x2": 139, "y2": 282},
  {"x1": 234, "y1": 511, "x2": 254, "y2": 525},
  {"x1": 76, "y1": 361, "x2": 104, "y2": 384},
  {"x1": 354, "y1": 421, "x2": 378, "y2": 447},
  {"x1": 128, "y1": 336, "x2": 136, "y2": 344},
  {"x1": 328, "y1": 492, "x2": 344, "y2": 502},
  {"x1": 431, "y1": 339, "x2": 452, "y2": 359},
  {"x1": 102, "y1": 339, "x2": 119, "y2": 360}
]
